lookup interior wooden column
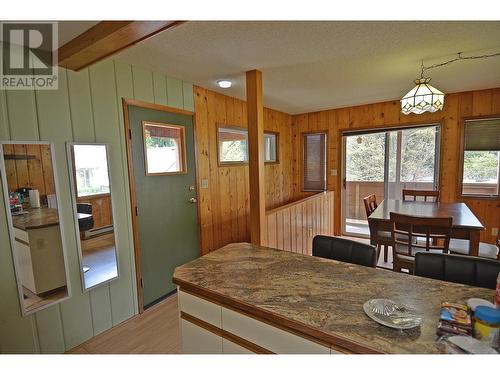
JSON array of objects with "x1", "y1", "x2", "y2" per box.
[{"x1": 246, "y1": 70, "x2": 266, "y2": 246}]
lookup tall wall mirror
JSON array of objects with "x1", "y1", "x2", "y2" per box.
[
  {"x1": 67, "y1": 143, "x2": 119, "y2": 291},
  {"x1": 0, "y1": 141, "x2": 71, "y2": 316}
]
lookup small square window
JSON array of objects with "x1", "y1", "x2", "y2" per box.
[
  {"x1": 142, "y1": 122, "x2": 186, "y2": 176},
  {"x1": 218, "y1": 127, "x2": 249, "y2": 164}
]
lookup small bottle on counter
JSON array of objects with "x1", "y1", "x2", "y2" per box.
[
  {"x1": 474, "y1": 306, "x2": 500, "y2": 350},
  {"x1": 496, "y1": 272, "x2": 500, "y2": 308}
]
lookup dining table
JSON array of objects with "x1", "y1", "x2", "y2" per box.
[{"x1": 368, "y1": 199, "x2": 485, "y2": 256}]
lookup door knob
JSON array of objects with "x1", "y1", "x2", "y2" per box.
[{"x1": 189, "y1": 197, "x2": 197, "y2": 203}]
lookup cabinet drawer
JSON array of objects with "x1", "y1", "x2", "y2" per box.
[
  {"x1": 178, "y1": 291, "x2": 221, "y2": 328},
  {"x1": 181, "y1": 319, "x2": 222, "y2": 354},
  {"x1": 221, "y1": 307, "x2": 330, "y2": 354},
  {"x1": 13, "y1": 228, "x2": 29, "y2": 244}
]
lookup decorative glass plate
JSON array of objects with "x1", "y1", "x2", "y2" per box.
[{"x1": 363, "y1": 298, "x2": 423, "y2": 329}]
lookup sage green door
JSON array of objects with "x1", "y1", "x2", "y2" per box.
[{"x1": 127, "y1": 105, "x2": 199, "y2": 308}]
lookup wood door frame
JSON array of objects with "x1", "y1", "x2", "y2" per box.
[{"x1": 122, "y1": 97, "x2": 200, "y2": 314}]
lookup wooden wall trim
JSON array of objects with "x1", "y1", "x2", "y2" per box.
[{"x1": 59, "y1": 21, "x2": 184, "y2": 71}]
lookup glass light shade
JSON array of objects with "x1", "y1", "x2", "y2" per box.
[{"x1": 401, "y1": 78, "x2": 444, "y2": 115}]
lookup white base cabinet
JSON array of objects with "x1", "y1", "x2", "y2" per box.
[{"x1": 178, "y1": 290, "x2": 332, "y2": 354}]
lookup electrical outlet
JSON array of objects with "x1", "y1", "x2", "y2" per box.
[
  {"x1": 492, "y1": 227, "x2": 499, "y2": 236},
  {"x1": 330, "y1": 169, "x2": 337, "y2": 176},
  {"x1": 201, "y1": 179, "x2": 209, "y2": 189}
]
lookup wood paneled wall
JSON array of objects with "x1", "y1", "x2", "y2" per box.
[
  {"x1": 194, "y1": 86, "x2": 293, "y2": 254},
  {"x1": 291, "y1": 87, "x2": 500, "y2": 244},
  {"x1": 0, "y1": 43, "x2": 194, "y2": 353},
  {"x1": 263, "y1": 191, "x2": 334, "y2": 255},
  {"x1": 2, "y1": 144, "x2": 55, "y2": 197}
]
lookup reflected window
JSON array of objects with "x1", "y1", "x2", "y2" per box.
[
  {"x1": 73, "y1": 145, "x2": 110, "y2": 197},
  {"x1": 143, "y1": 122, "x2": 186, "y2": 175}
]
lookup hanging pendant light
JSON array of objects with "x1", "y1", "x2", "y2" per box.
[
  {"x1": 401, "y1": 77, "x2": 444, "y2": 115},
  {"x1": 401, "y1": 51, "x2": 500, "y2": 115}
]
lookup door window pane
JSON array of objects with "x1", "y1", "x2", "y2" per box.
[
  {"x1": 345, "y1": 133, "x2": 385, "y2": 182},
  {"x1": 142, "y1": 122, "x2": 186, "y2": 175},
  {"x1": 400, "y1": 127, "x2": 437, "y2": 183},
  {"x1": 73, "y1": 144, "x2": 110, "y2": 197}
]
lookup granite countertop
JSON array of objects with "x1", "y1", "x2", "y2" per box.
[
  {"x1": 12, "y1": 207, "x2": 59, "y2": 230},
  {"x1": 173, "y1": 242, "x2": 495, "y2": 354}
]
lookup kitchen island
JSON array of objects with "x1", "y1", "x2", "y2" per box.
[{"x1": 173, "y1": 242, "x2": 494, "y2": 354}]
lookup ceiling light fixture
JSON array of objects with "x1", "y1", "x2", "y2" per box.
[
  {"x1": 401, "y1": 50, "x2": 500, "y2": 115},
  {"x1": 217, "y1": 80, "x2": 232, "y2": 89}
]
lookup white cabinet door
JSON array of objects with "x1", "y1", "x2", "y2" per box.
[
  {"x1": 222, "y1": 338, "x2": 255, "y2": 354},
  {"x1": 178, "y1": 291, "x2": 221, "y2": 327},
  {"x1": 181, "y1": 319, "x2": 222, "y2": 354},
  {"x1": 222, "y1": 307, "x2": 330, "y2": 354}
]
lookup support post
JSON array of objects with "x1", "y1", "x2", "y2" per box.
[{"x1": 246, "y1": 70, "x2": 266, "y2": 246}]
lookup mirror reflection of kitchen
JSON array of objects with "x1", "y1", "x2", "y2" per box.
[
  {"x1": 68, "y1": 143, "x2": 119, "y2": 290},
  {"x1": 1, "y1": 142, "x2": 69, "y2": 315}
]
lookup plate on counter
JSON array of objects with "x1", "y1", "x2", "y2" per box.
[{"x1": 363, "y1": 298, "x2": 423, "y2": 330}]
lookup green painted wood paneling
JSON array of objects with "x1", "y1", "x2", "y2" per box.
[
  {"x1": 113, "y1": 61, "x2": 139, "y2": 316},
  {"x1": 0, "y1": 178, "x2": 39, "y2": 353},
  {"x1": 5, "y1": 91, "x2": 39, "y2": 140},
  {"x1": 67, "y1": 69, "x2": 95, "y2": 142},
  {"x1": 182, "y1": 82, "x2": 195, "y2": 112},
  {"x1": 35, "y1": 68, "x2": 93, "y2": 350},
  {"x1": 34, "y1": 306, "x2": 65, "y2": 353},
  {"x1": 90, "y1": 60, "x2": 135, "y2": 324},
  {"x1": 0, "y1": 72, "x2": 40, "y2": 353},
  {"x1": 0, "y1": 90, "x2": 11, "y2": 140},
  {"x1": 0, "y1": 55, "x2": 193, "y2": 352},
  {"x1": 132, "y1": 66, "x2": 154, "y2": 103},
  {"x1": 89, "y1": 287, "x2": 112, "y2": 335},
  {"x1": 167, "y1": 77, "x2": 184, "y2": 109},
  {"x1": 153, "y1": 72, "x2": 168, "y2": 105}
]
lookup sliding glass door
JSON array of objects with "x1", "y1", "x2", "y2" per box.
[{"x1": 341, "y1": 124, "x2": 440, "y2": 237}]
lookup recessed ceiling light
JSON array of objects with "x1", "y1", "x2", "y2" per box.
[{"x1": 217, "y1": 80, "x2": 232, "y2": 89}]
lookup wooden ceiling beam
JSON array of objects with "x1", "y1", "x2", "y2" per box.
[{"x1": 58, "y1": 21, "x2": 184, "y2": 71}]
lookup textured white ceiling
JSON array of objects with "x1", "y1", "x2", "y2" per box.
[
  {"x1": 58, "y1": 21, "x2": 98, "y2": 47},
  {"x1": 115, "y1": 21, "x2": 500, "y2": 114}
]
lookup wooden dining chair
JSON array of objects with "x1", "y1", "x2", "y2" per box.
[
  {"x1": 390, "y1": 212, "x2": 452, "y2": 274},
  {"x1": 402, "y1": 189, "x2": 440, "y2": 202},
  {"x1": 363, "y1": 194, "x2": 390, "y2": 263}
]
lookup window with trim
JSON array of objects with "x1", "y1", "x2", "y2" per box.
[
  {"x1": 217, "y1": 126, "x2": 279, "y2": 165},
  {"x1": 460, "y1": 117, "x2": 500, "y2": 198},
  {"x1": 142, "y1": 122, "x2": 187, "y2": 175},
  {"x1": 303, "y1": 132, "x2": 327, "y2": 191}
]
